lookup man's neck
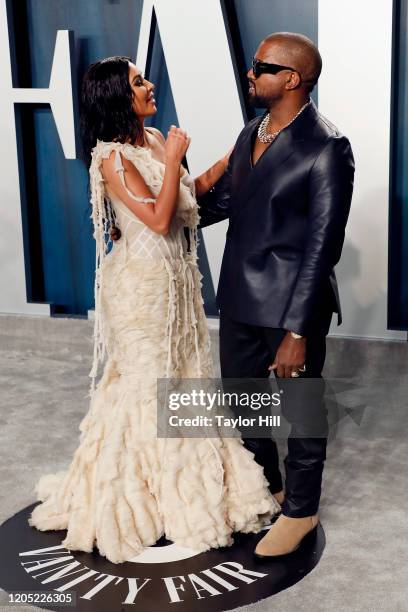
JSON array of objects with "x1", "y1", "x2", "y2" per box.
[{"x1": 267, "y1": 97, "x2": 310, "y2": 132}]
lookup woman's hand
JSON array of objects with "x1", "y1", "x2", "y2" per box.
[{"x1": 165, "y1": 125, "x2": 191, "y2": 165}]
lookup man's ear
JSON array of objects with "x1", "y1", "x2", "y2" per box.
[{"x1": 286, "y1": 72, "x2": 301, "y2": 90}]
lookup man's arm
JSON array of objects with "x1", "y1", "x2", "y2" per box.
[
  {"x1": 280, "y1": 135, "x2": 355, "y2": 337},
  {"x1": 194, "y1": 148, "x2": 232, "y2": 197},
  {"x1": 197, "y1": 147, "x2": 235, "y2": 228}
]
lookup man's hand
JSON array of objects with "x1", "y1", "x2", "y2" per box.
[{"x1": 269, "y1": 331, "x2": 306, "y2": 378}]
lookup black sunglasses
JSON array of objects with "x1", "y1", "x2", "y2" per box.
[{"x1": 251, "y1": 57, "x2": 296, "y2": 79}]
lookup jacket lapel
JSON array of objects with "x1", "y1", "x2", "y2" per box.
[
  {"x1": 231, "y1": 119, "x2": 257, "y2": 195},
  {"x1": 231, "y1": 100, "x2": 319, "y2": 218}
]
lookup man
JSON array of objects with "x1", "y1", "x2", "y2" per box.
[{"x1": 198, "y1": 32, "x2": 355, "y2": 558}]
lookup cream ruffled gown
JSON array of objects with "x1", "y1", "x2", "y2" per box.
[{"x1": 28, "y1": 139, "x2": 280, "y2": 563}]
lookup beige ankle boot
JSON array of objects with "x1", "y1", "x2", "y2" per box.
[{"x1": 254, "y1": 514, "x2": 319, "y2": 560}]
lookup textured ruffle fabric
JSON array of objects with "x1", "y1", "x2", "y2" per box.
[{"x1": 28, "y1": 142, "x2": 280, "y2": 564}]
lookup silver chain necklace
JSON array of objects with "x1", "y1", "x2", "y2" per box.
[{"x1": 257, "y1": 99, "x2": 311, "y2": 144}]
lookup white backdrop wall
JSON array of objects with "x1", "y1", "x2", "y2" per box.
[
  {"x1": 318, "y1": 0, "x2": 405, "y2": 340},
  {"x1": 0, "y1": 0, "x2": 405, "y2": 340}
]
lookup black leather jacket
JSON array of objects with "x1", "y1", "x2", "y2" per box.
[{"x1": 198, "y1": 99, "x2": 355, "y2": 336}]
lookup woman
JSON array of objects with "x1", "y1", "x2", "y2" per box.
[{"x1": 28, "y1": 55, "x2": 280, "y2": 564}]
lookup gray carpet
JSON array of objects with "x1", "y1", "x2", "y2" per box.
[{"x1": 0, "y1": 314, "x2": 407, "y2": 612}]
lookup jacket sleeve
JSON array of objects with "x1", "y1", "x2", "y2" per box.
[
  {"x1": 197, "y1": 147, "x2": 235, "y2": 228},
  {"x1": 280, "y1": 135, "x2": 355, "y2": 336}
]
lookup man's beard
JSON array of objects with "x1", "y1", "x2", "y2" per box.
[{"x1": 248, "y1": 90, "x2": 281, "y2": 109}]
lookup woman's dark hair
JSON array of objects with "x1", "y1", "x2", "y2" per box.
[{"x1": 80, "y1": 55, "x2": 143, "y2": 167}]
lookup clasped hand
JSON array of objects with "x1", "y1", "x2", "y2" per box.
[{"x1": 165, "y1": 125, "x2": 191, "y2": 164}]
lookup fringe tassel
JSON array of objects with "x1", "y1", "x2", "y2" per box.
[{"x1": 88, "y1": 148, "x2": 115, "y2": 397}]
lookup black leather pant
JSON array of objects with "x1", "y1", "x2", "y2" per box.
[{"x1": 219, "y1": 311, "x2": 328, "y2": 518}]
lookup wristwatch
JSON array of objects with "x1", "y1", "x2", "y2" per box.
[{"x1": 290, "y1": 331, "x2": 304, "y2": 340}]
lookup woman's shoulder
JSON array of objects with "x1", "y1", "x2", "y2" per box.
[
  {"x1": 92, "y1": 139, "x2": 135, "y2": 154},
  {"x1": 145, "y1": 127, "x2": 165, "y2": 145},
  {"x1": 91, "y1": 139, "x2": 150, "y2": 165}
]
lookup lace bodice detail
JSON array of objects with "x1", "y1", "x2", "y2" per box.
[{"x1": 108, "y1": 188, "x2": 188, "y2": 262}]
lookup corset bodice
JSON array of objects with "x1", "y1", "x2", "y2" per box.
[{"x1": 106, "y1": 178, "x2": 191, "y2": 263}]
